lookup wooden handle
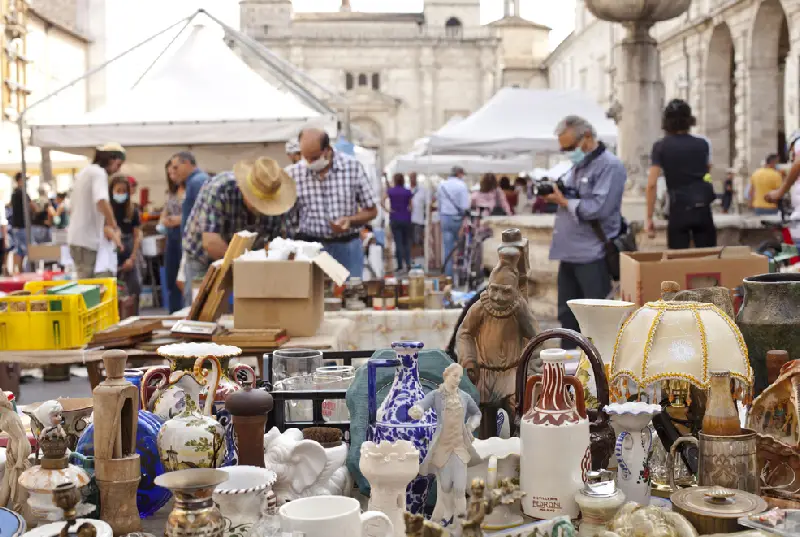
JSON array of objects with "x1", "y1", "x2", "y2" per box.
[
  {"x1": 515, "y1": 328, "x2": 609, "y2": 421},
  {"x1": 563, "y1": 376, "x2": 587, "y2": 419}
]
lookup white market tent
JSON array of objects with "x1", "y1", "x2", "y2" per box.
[
  {"x1": 31, "y1": 24, "x2": 336, "y2": 148},
  {"x1": 427, "y1": 87, "x2": 618, "y2": 155},
  {"x1": 393, "y1": 153, "x2": 534, "y2": 175},
  {"x1": 0, "y1": 147, "x2": 87, "y2": 174}
]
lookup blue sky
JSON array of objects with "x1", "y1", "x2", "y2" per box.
[{"x1": 105, "y1": 0, "x2": 575, "y2": 97}]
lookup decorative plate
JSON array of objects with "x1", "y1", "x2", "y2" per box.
[{"x1": 0, "y1": 507, "x2": 25, "y2": 537}]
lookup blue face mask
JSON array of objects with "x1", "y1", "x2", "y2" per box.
[
  {"x1": 567, "y1": 148, "x2": 586, "y2": 165},
  {"x1": 113, "y1": 193, "x2": 128, "y2": 204},
  {"x1": 156, "y1": 223, "x2": 167, "y2": 235}
]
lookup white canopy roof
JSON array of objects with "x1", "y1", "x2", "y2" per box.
[
  {"x1": 0, "y1": 147, "x2": 87, "y2": 173},
  {"x1": 30, "y1": 24, "x2": 336, "y2": 148},
  {"x1": 393, "y1": 153, "x2": 534, "y2": 174},
  {"x1": 428, "y1": 88, "x2": 618, "y2": 155}
]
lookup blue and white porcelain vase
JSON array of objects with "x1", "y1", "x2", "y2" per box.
[{"x1": 368, "y1": 341, "x2": 437, "y2": 514}]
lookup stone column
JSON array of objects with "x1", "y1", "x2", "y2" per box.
[
  {"x1": 617, "y1": 21, "x2": 664, "y2": 190},
  {"x1": 584, "y1": 0, "x2": 690, "y2": 191},
  {"x1": 733, "y1": 31, "x2": 749, "y2": 211},
  {"x1": 784, "y1": 49, "x2": 798, "y2": 138},
  {"x1": 418, "y1": 46, "x2": 436, "y2": 134}
]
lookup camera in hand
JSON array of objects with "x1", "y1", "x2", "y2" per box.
[{"x1": 533, "y1": 178, "x2": 578, "y2": 198}]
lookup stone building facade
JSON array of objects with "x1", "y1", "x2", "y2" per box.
[
  {"x1": 239, "y1": 0, "x2": 550, "y2": 164},
  {"x1": 547, "y1": 0, "x2": 800, "y2": 191}
]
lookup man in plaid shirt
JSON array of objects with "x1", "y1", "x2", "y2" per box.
[
  {"x1": 289, "y1": 128, "x2": 377, "y2": 277},
  {"x1": 182, "y1": 158, "x2": 296, "y2": 305}
]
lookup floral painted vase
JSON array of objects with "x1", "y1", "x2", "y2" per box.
[
  {"x1": 367, "y1": 341, "x2": 437, "y2": 514},
  {"x1": 75, "y1": 410, "x2": 170, "y2": 518},
  {"x1": 605, "y1": 402, "x2": 661, "y2": 506},
  {"x1": 157, "y1": 356, "x2": 226, "y2": 471},
  {"x1": 143, "y1": 343, "x2": 255, "y2": 467}
]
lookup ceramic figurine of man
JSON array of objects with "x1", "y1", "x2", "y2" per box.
[
  {"x1": 409, "y1": 363, "x2": 481, "y2": 528},
  {"x1": 456, "y1": 247, "x2": 538, "y2": 439}
]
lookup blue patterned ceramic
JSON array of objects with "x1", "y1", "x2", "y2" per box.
[
  {"x1": 76, "y1": 410, "x2": 171, "y2": 518},
  {"x1": 124, "y1": 370, "x2": 144, "y2": 409},
  {"x1": 0, "y1": 507, "x2": 25, "y2": 537},
  {"x1": 368, "y1": 341, "x2": 437, "y2": 514}
]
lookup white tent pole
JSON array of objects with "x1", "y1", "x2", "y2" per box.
[
  {"x1": 200, "y1": 9, "x2": 351, "y2": 136},
  {"x1": 131, "y1": 16, "x2": 197, "y2": 89},
  {"x1": 17, "y1": 11, "x2": 199, "y2": 256}
]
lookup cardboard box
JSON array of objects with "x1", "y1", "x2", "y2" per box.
[
  {"x1": 28, "y1": 243, "x2": 64, "y2": 263},
  {"x1": 620, "y1": 247, "x2": 769, "y2": 305},
  {"x1": 232, "y1": 252, "x2": 348, "y2": 337}
]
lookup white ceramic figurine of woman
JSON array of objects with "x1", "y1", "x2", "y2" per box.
[{"x1": 409, "y1": 363, "x2": 481, "y2": 528}]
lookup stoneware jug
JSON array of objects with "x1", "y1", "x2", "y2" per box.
[
  {"x1": 737, "y1": 273, "x2": 800, "y2": 397},
  {"x1": 157, "y1": 356, "x2": 226, "y2": 471},
  {"x1": 605, "y1": 402, "x2": 661, "y2": 506},
  {"x1": 367, "y1": 341, "x2": 437, "y2": 514},
  {"x1": 515, "y1": 328, "x2": 614, "y2": 472},
  {"x1": 519, "y1": 347, "x2": 590, "y2": 519}
]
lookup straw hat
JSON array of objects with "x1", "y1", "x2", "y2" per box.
[
  {"x1": 234, "y1": 157, "x2": 297, "y2": 216},
  {"x1": 96, "y1": 142, "x2": 126, "y2": 154}
]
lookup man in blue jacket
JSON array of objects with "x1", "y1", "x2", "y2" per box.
[{"x1": 168, "y1": 151, "x2": 209, "y2": 235}]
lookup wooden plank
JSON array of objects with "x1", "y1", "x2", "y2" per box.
[
  {"x1": 199, "y1": 232, "x2": 256, "y2": 322},
  {"x1": 188, "y1": 264, "x2": 218, "y2": 320}
]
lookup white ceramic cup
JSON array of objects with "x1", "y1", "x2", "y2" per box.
[{"x1": 279, "y1": 496, "x2": 393, "y2": 537}]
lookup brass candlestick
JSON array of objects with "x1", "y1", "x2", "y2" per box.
[{"x1": 54, "y1": 482, "x2": 96, "y2": 537}]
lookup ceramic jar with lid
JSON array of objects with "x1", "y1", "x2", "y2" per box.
[
  {"x1": 670, "y1": 486, "x2": 767, "y2": 535},
  {"x1": 574, "y1": 470, "x2": 626, "y2": 537}
]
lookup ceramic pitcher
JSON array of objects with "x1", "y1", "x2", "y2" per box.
[
  {"x1": 519, "y1": 347, "x2": 591, "y2": 519},
  {"x1": 367, "y1": 341, "x2": 437, "y2": 514},
  {"x1": 157, "y1": 356, "x2": 226, "y2": 471},
  {"x1": 605, "y1": 402, "x2": 661, "y2": 506}
]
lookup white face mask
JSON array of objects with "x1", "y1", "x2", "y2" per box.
[{"x1": 305, "y1": 153, "x2": 330, "y2": 172}]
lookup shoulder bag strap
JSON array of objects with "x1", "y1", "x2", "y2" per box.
[{"x1": 440, "y1": 184, "x2": 466, "y2": 217}]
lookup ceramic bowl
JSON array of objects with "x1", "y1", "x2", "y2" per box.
[
  {"x1": 23, "y1": 398, "x2": 93, "y2": 450},
  {"x1": 214, "y1": 465, "x2": 277, "y2": 495}
]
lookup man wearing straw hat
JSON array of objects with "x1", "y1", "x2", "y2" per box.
[{"x1": 182, "y1": 157, "x2": 297, "y2": 305}]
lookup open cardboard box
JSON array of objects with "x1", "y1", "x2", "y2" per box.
[
  {"x1": 620, "y1": 246, "x2": 769, "y2": 305},
  {"x1": 233, "y1": 252, "x2": 349, "y2": 337}
]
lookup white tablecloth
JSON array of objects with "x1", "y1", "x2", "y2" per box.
[{"x1": 324, "y1": 308, "x2": 462, "y2": 351}]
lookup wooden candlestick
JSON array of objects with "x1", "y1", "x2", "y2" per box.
[
  {"x1": 225, "y1": 387, "x2": 273, "y2": 467},
  {"x1": 93, "y1": 349, "x2": 141, "y2": 535}
]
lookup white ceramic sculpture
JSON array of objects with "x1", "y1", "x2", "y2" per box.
[
  {"x1": 263, "y1": 427, "x2": 352, "y2": 504},
  {"x1": 360, "y1": 440, "x2": 419, "y2": 537},
  {"x1": 567, "y1": 299, "x2": 636, "y2": 364},
  {"x1": 606, "y1": 402, "x2": 661, "y2": 506},
  {"x1": 213, "y1": 465, "x2": 277, "y2": 537},
  {"x1": 409, "y1": 363, "x2": 481, "y2": 527}
]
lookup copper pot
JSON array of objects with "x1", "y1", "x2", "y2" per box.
[{"x1": 515, "y1": 328, "x2": 614, "y2": 470}]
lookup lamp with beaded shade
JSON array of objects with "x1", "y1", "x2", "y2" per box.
[{"x1": 609, "y1": 300, "x2": 753, "y2": 403}]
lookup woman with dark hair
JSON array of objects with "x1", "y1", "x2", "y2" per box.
[
  {"x1": 159, "y1": 161, "x2": 184, "y2": 312},
  {"x1": 109, "y1": 175, "x2": 142, "y2": 315},
  {"x1": 383, "y1": 173, "x2": 414, "y2": 272},
  {"x1": 499, "y1": 176, "x2": 517, "y2": 215},
  {"x1": 471, "y1": 173, "x2": 511, "y2": 217},
  {"x1": 646, "y1": 99, "x2": 716, "y2": 249}
]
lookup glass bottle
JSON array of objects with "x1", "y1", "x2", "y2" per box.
[
  {"x1": 249, "y1": 490, "x2": 281, "y2": 537},
  {"x1": 408, "y1": 265, "x2": 425, "y2": 301},
  {"x1": 702, "y1": 370, "x2": 742, "y2": 436}
]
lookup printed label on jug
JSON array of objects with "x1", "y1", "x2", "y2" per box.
[{"x1": 530, "y1": 496, "x2": 561, "y2": 513}]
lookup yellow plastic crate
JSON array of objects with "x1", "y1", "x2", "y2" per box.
[{"x1": 0, "y1": 278, "x2": 120, "y2": 350}]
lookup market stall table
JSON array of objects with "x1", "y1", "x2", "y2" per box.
[{"x1": 324, "y1": 308, "x2": 462, "y2": 350}]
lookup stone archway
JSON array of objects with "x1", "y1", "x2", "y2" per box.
[
  {"x1": 749, "y1": 0, "x2": 790, "y2": 169},
  {"x1": 704, "y1": 22, "x2": 736, "y2": 176}
]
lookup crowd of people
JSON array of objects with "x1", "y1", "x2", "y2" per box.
[{"x1": 2, "y1": 100, "x2": 799, "y2": 326}]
